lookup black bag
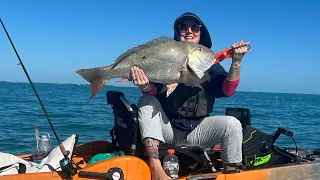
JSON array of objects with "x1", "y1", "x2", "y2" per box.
[{"x1": 106, "y1": 90, "x2": 144, "y2": 159}]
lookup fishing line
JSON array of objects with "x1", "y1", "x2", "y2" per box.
[{"x1": 0, "y1": 18, "x2": 69, "y2": 158}]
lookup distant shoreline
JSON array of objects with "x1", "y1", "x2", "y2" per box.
[
  {"x1": 0, "y1": 80, "x2": 130, "y2": 86},
  {"x1": 0, "y1": 80, "x2": 87, "y2": 85},
  {"x1": 0, "y1": 80, "x2": 136, "y2": 87},
  {"x1": 1, "y1": 81, "x2": 319, "y2": 96}
]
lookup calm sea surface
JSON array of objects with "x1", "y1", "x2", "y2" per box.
[{"x1": 0, "y1": 82, "x2": 319, "y2": 155}]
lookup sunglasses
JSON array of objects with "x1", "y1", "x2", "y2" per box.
[{"x1": 178, "y1": 24, "x2": 202, "y2": 33}]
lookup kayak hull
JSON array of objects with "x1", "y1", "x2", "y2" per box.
[{"x1": 1, "y1": 140, "x2": 320, "y2": 180}]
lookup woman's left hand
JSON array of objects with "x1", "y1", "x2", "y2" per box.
[{"x1": 231, "y1": 40, "x2": 250, "y2": 64}]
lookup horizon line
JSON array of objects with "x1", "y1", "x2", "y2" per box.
[{"x1": 1, "y1": 80, "x2": 319, "y2": 96}]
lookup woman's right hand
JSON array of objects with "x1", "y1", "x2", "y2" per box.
[{"x1": 131, "y1": 66, "x2": 152, "y2": 92}]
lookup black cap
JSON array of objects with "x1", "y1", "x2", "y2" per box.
[{"x1": 173, "y1": 12, "x2": 212, "y2": 48}]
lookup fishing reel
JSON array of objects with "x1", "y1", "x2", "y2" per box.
[
  {"x1": 60, "y1": 156, "x2": 75, "y2": 179},
  {"x1": 59, "y1": 151, "x2": 85, "y2": 179}
]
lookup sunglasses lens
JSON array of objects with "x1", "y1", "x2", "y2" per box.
[
  {"x1": 192, "y1": 25, "x2": 201, "y2": 32},
  {"x1": 179, "y1": 24, "x2": 201, "y2": 33},
  {"x1": 179, "y1": 24, "x2": 190, "y2": 31}
]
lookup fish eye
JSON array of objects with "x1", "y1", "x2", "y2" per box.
[{"x1": 198, "y1": 47, "x2": 203, "y2": 52}]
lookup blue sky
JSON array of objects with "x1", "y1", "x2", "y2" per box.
[{"x1": 1, "y1": 0, "x2": 319, "y2": 94}]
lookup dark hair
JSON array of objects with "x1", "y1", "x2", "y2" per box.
[{"x1": 173, "y1": 12, "x2": 212, "y2": 48}]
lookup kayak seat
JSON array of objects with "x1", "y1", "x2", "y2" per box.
[
  {"x1": 106, "y1": 90, "x2": 217, "y2": 174},
  {"x1": 106, "y1": 90, "x2": 144, "y2": 158}
]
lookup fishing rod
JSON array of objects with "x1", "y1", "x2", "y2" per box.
[{"x1": 0, "y1": 18, "x2": 75, "y2": 178}]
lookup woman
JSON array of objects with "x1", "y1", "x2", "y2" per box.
[{"x1": 131, "y1": 12, "x2": 250, "y2": 180}]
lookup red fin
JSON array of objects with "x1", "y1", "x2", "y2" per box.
[
  {"x1": 90, "y1": 79, "x2": 109, "y2": 98},
  {"x1": 165, "y1": 83, "x2": 178, "y2": 98}
]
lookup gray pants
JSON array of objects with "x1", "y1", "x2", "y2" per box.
[{"x1": 138, "y1": 95, "x2": 243, "y2": 164}]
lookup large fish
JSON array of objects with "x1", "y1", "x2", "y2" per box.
[{"x1": 76, "y1": 36, "x2": 216, "y2": 98}]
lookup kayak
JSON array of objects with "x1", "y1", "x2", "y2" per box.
[
  {"x1": 1, "y1": 140, "x2": 320, "y2": 180},
  {"x1": 1, "y1": 90, "x2": 320, "y2": 180}
]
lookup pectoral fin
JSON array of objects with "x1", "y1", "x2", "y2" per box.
[{"x1": 160, "y1": 83, "x2": 178, "y2": 98}]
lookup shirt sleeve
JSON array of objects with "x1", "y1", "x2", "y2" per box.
[
  {"x1": 203, "y1": 63, "x2": 230, "y2": 98},
  {"x1": 222, "y1": 77, "x2": 240, "y2": 96}
]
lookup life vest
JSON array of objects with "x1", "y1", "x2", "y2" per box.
[{"x1": 155, "y1": 83, "x2": 214, "y2": 131}]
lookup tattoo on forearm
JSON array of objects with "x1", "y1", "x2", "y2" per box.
[
  {"x1": 146, "y1": 147, "x2": 159, "y2": 159},
  {"x1": 144, "y1": 138, "x2": 160, "y2": 159}
]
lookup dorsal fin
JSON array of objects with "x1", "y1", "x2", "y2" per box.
[
  {"x1": 144, "y1": 36, "x2": 175, "y2": 47},
  {"x1": 111, "y1": 36, "x2": 175, "y2": 69}
]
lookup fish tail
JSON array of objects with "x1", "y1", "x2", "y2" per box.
[{"x1": 76, "y1": 65, "x2": 113, "y2": 98}]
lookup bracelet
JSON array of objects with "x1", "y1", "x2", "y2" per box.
[{"x1": 231, "y1": 62, "x2": 241, "y2": 68}]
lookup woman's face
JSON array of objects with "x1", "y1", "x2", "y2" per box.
[{"x1": 178, "y1": 19, "x2": 201, "y2": 44}]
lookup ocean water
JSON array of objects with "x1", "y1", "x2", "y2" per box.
[{"x1": 0, "y1": 82, "x2": 320, "y2": 155}]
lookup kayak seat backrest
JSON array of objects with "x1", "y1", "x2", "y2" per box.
[
  {"x1": 106, "y1": 90, "x2": 216, "y2": 172},
  {"x1": 106, "y1": 90, "x2": 145, "y2": 159}
]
